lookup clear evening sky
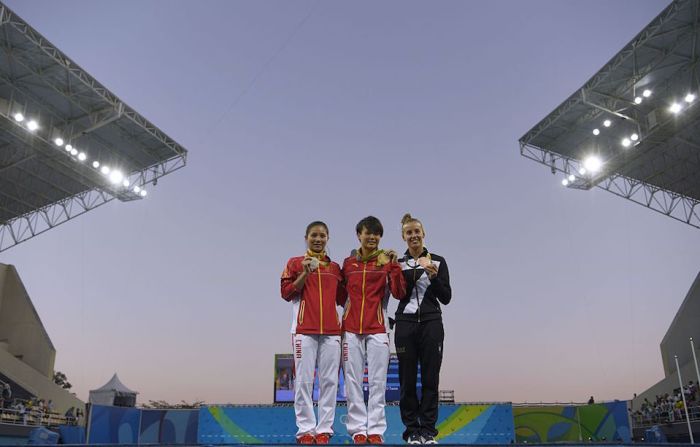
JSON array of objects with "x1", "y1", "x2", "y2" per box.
[{"x1": 3, "y1": 0, "x2": 699, "y2": 405}]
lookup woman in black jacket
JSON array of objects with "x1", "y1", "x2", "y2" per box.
[{"x1": 394, "y1": 213, "x2": 452, "y2": 445}]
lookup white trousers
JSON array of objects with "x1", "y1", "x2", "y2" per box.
[
  {"x1": 293, "y1": 333, "x2": 341, "y2": 436},
  {"x1": 342, "y1": 332, "x2": 390, "y2": 437}
]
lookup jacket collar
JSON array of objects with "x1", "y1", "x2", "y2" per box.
[{"x1": 404, "y1": 247, "x2": 429, "y2": 258}]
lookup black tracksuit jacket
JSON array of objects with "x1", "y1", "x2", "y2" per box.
[{"x1": 394, "y1": 247, "x2": 452, "y2": 439}]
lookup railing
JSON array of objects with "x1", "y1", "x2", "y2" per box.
[
  {"x1": 0, "y1": 407, "x2": 78, "y2": 427},
  {"x1": 631, "y1": 404, "x2": 700, "y2": 428}
]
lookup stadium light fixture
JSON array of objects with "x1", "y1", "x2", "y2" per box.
[
  {"x1": 568, "y1": 174, "x2": 575, "y2": 182},
  {"x1": 631, "y1": 133, "x2": 639, "y2": 141},
  {"x1": 123, "y1": 179, "x2": 130, "y2": 187},
  {"x1": 78, "y1": 152, "x2": 86, "y2": 161},
  {"x1": 101, "y1": 166, "x2": 110, "y2": 175},
  {"x1": 685, "y1": 93, "x2": 696, "y2": 103},
  {"x1": 622, "y1": 138, "x2": 631, "y2": 147},
  {"x1": 562, "y1": 178, "x2": 569, "y2": 186},
  {"x1": 109, "y1": 170, "x2": 124, "y2": 184},
  {"x1": 133, "y1": 185, "x2": 141, "y2": 193},
  {"x1": 603, "y1": 119, "x2": 612, "y2": 127},
  {"x1": 139, "y1": 190, "x2": 147, "y2": 197},
  {"x1": 26, "y1": 120, "x2": 38, "y2": 131},
  {"x1": 70, "y1": 148, "x2": 78, "y2": 156},
  {"x1": 669, "y1": 103, "x2": 682, "y2": 114},
  {"x1": 13, "y1": 112, "x2": 24, "y2": 122},
  {"x1": 592, "y1": 128, "x2": 600, "y2": 136},
  {"x1": 54, "y1": 137, "x2": 64, "y2": 147},
  {"x1": 643, "y1": 89, "x2": 652, "y2": 97},
  {"x1": 634, "y1": 97, "x2": 642, "y2": 104},
  {"x1": 583, "y1": 155, "x2": 602, "y2": 173},
  {"x1": 65, "y1": 144, "x2": 72, "y2": 151},
  {"x1": 578, "y1": 167, "x2": 586, "y2": 175},
  {"x1": 92, "y1": 161, "x2": 100, "y2": 168}
]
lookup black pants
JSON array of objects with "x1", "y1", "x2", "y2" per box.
[{"x1": 394, "y1": 318, "x2": 444, "y2": 440}]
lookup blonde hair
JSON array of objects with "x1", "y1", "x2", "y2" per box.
[{"x1": 401, "y1": 213, "x2": 424, "y2": 232}]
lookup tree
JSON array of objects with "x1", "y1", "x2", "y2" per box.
[{"x1": 53, "y1": 371, "x2": 72, "y2": 390}]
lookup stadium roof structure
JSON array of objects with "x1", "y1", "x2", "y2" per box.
[
  {"x1": 520, "y1": 0, "x2": 700, "y2": 229},
  {"x1": 0, "y1": 2, "x2": 187, "y2": 252}
]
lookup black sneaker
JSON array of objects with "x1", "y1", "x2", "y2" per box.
[
  {"x1": 422, "y1": 435, "x2": 437, "y2": 445},
  {"x1": 407, "y1": 433, "x2": 423, "y2": 445}
]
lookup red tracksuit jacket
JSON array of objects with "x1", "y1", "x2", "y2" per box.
[
  {"x1": 340, "y1": 255, "x2": 406, "y2": 335},
  {"x1": 281, "y1": 256, "x2": 345, "y2": 335}
]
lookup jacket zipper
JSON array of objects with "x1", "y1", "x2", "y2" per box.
[
  {"x1": 318, "y1": 268, "x2": 323, "y2": 334},
  {"x1": 414, "y1": 263, "x2": 421, "y2": 323},
  {"x1": 360, "y1": 262, "x2": 367, "y2": 334}
]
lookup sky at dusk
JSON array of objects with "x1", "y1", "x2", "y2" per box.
[{"x1": 3, "y1": 0, "x2": 700, "y2": 406}]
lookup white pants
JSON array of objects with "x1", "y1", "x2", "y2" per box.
[
  {"x1": 293, "y1": 333, "x2": 341, "y2": 436},
  {"x1": 342, "y1": 332, "x2": 390, "y2": 437}
]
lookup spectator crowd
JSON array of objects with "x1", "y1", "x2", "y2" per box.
[{"x1": 631, "y1": 381, "x2": 700, "y2": 425}]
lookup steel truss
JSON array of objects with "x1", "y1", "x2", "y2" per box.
[
  {"x1": 519, "y1": 0, "x2": 700, "y2": 230},
  {"x1": 0, "y1": 154, "x2": 185, "y2": 252},
  {"x1": 521, "y1": 142, "x2": 700, "y2": 229},
  {"x1": 0, "y1": 2, "x2": 188, "y2": 252}
]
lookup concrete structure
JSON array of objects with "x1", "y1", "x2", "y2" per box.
[
  {"x1": 632, "y1": 271, "x2": 700, "y2": 408},
  {"x1": 0, "y1": 262, "x2": 84, "y2": 413}
]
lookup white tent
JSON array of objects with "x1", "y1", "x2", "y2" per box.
[{"x1": 88, "y1": 373, "x2": 138, "y2": 407}]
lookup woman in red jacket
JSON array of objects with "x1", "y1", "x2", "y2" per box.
[
  {"x1": 281, "y1": 221, "x2": 345, "y2": 445},
  {"x1": 341, "y1": 216, "x2": 406, "y2": 444}
]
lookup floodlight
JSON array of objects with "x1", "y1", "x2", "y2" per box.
[
  {"x1": 122, "y1": 179, "x2": 130, "y2": 187},
  {"x1": 101, "y1": 166, "x2": 110, "y2": 175},
  {"x1": 26, "y1": 120, "x2": 38, "y2": 131},
  {"x1": 603, "y1": 120, "x2": 611, "y2": 127},
  {"x1": 65, "y1": 144, "x2": 72, "y2": 151},
  {"x1": 562, "y1": 178, "x2": 569, "y2": 186},
  {"x1": 139, "y1": 190, "x2": 147, "y2": 197},
  {"x1": 568, "y1": 174, "x2": 575, "y2": 182},
  {"x1": 642, "y1": 89, "x2": 652, "y2": 97},
  {"x1": 631, "y1": 133, "x2": 639, "y2": 141},
  {"x1": 592, "y1": 128, "x2": 600, "y2": 136},
  {"x1": 13, "y1": 112, "x2": 24, "y2": 122},
  {"x1": 54, "y1": 137, "x2": 64, "y2": 147},
  {"x1": 669, "y1": 103, "x2": 682, "y2": 114},
  {"x1": 634, "y1": 97, "x2": 642, "y2": 104},
  {"x1": 685, "y1": 93, "x2": 696, "y2": 103},
  {"x1": 78, "y1": 152, "x2": 86, "y2": 161},
  {"x1": 583, "y1": 155, "x2": 602, "y2": 173},
  {"x1": 622, "y1": 138, "x2": 631, "y2": 147},
  {"x1": 578, "y1": 167, "x2": 586, "y2": 175},
  {"x1": 70, "y1": 148, "x2": 78, "y2": 156},
  {"x1": 133, "y1": 185, "x2": 141, "y2": 193},
  {"x1": 92, "y1": 161, "x2": 100, "y2": 168},
  {"x1": 109, "y1": 170, "x2": 124, "y2": 184}
]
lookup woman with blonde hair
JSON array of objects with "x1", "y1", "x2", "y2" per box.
[{"x1": 394, "y1": 213, "x2": 452, "y2": 444}]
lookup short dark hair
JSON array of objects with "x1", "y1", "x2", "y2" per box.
[
  {"x1": 305, "y1": 221, "x2": 329, "y2": 237},
  {"x1": 356, "y1": 216, "x2": 383, "y2": 237}
]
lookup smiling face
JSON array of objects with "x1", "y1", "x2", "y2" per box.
[
  {"x1": 358, "y1": 227, "x2": 381, "y2": 254},
  {"x1": 305, "y1": 225, "x2": 328, "y2": 254},
  {"x1": 402, "y1": 221, "x2": 425, "y2": 252}
]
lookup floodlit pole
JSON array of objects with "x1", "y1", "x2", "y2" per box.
[
  {"x1": 691, "y1": 338, "x2": 700, "y2": 395},
  {"x1": 674, "y1": 355, "x2": 694, "y2": 444}
]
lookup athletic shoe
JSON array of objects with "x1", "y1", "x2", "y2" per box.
[
  {"x1": 315, "y1": 433, "x2": 332, "y2": 444},
  {"x1": 297, "y1": 433, "x2": 315, "y2": 444},
  {"x1": 407, "y1": 433, "x2": 423, "y2": 445},
  {"x1": 422, "y1": 435, "x2": 438, "y2": 444},
  {"x1": 367, "y1": 434, "x2": 384, "y2": 444},
  {"x1": 353, "y1": 433, "x2": 368, "y2": 444}
]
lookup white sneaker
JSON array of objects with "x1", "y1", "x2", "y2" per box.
[
  {"x1": 422, "y1": 435, "x2": 438, "y2": 444},
  {"x1": 407, "y1": 433, "x2": 423, "y2": 445}
]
